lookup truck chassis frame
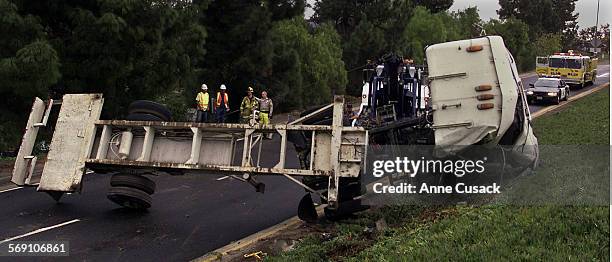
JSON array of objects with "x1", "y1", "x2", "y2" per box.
[{"x1": 12, "y1": 94, "x2": 368, "y2": 210}]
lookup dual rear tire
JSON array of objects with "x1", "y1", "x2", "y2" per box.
[
  {"x1": 106, "y1": 100, "x2": 170, "y2": 210},
  {"x1": 127, "y1": 100, "x2": 172, "y2": 121},
  {"x1": 107, "y1": 174, "x2": 155, "y2": 210}
]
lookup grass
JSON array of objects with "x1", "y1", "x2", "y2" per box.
[
  {"x1": 532, "y1": 88, "x2": 609, "y2": 145},
  {"x1": 267, "y1": 89, "x2": 610, "y2": 261}
]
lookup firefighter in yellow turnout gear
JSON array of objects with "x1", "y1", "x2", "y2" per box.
[{"x1": 240, "y1": 87, "x2": 258, "y2": 123}]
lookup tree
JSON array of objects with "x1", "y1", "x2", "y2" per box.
[
  {"x1": 412, "y1": 0, "x2": 453, "y2": 13},
  {"x1": 268, "y1": 0, "x2": 307, "y2": 20},
  {"x1": 0, "y1": 0, "x2": 61, "y2": 150},
  {"x1": 312, "y1": 0, "x2": 376, "y2": 40},
  {"x1": 265, "y1": 19, "x2": 347, "y2": 110},
  {"x1": 576, "y1": 24, "x2": 610, "y2": 54},
  {"x1": 13, "y1": 0, "x2": 207, "y2": 117},
  {"x1": 533, "y1": 33, "x2": 562, "y2": 56},
  {"x1": 485, "y1": 18, "x2": 534, "y2": 71},
  {"x1": 0, "y1": 1, "x2": 207, "y2": 150},
  {"x1": 498, "y1": 0, "x2": 578, "y2": 42},
  {"x1": 197, "y1": 0, "x2": 308, "y2": 111},
  {"x1": 451, "y1": 7, "x2": 484, "y2": 39},
  {"x1": 400, "y1": 6, "x2": 448, "y2": 64}
]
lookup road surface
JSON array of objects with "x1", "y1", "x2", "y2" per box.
[
  {"x1": 523, "y1": 64, "x2": 610, "y2": 113},
  {"x1": 0, "y1": 65, "x2": 609, "y2": 261}
]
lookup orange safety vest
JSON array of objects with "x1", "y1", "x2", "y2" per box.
[{"x1": 215, "y1": 92, "x2": 229, "y2": 108}]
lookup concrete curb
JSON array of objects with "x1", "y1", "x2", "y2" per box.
[
  {"x1": 531, "y1": 83, "x2": 610, "y2": 119},
  {"x1": 193, "y1": 206, "x2": 324, "y2": 262},
  {"x1": 519, "y1": 71, "x2": 537, "y2": 78}
]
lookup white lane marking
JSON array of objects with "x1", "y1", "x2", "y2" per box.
[
  {"x1": 0, "y1": 187, "x2": 23, "y2": 194},
  {"x1": 0, "y1": 170, "x2": 94, "y2": 194},
  {"x1": 216, "y1": 176, "x2": 229, "y2": 181},
  {"x1": 0, "y1": 219, "x2": 81, "y2": 244},
  {"x1": 597, "y1": 73, "x2": 609, "y2": 78},
  {"x1": 0, "y1": 183, "x2": 39, "y2": 194}
]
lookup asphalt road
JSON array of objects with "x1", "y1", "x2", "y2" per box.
[
  {"x1": 524, "y1": 64, "x2": 610, "y2": 113},
  {"x1": 0, "y1": 141, "x2": 305, "y2": 261},
  {"x1": 0, "y1": 65, "x2": 609, "y2": 261}
]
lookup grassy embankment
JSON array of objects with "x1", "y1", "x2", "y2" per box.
[{"x1": 268, "y1": 88, "x2": 610, "y2": 261}]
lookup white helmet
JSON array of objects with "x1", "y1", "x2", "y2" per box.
[
  {"x1": 220, "y1": 84, "x2": 227, "y2": 90},
  {"x1": 201, "y1": 84, "x2": 208, "y2": 90}
]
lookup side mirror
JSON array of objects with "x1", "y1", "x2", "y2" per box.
[{"x1": 529, "y1": 83, "x2": 534, "y2": 88}]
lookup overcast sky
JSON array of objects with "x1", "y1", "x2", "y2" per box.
[{"x1": 305, "y1": 0, "x2": 611, "y2": 29}]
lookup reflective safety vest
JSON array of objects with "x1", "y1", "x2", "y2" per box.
[
  {"x1": 216, "y1": 92, "x2": 229, "y2": 109},
  {"x1": 196, "y1": 92, "x2": 209, "y2": 110},
  {"x1": 258, "y1": 98, "x2": 273, "y2": 116}
]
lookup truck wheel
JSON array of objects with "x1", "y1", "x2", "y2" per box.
[
  {"x1": 126, "y1": 113, "x2": 163, "y2": 121},
  {"x1": 110, "y1": 173, "x2": 156, "y2": 194},
  {"x1": 107, "y1": 186, "x2": 152, "y2": 209},
  {"x1": 128, "y1": 100, "x2": 172, "y2": 121}
]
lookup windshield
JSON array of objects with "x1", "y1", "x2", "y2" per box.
[
  {"x1": 536, "y1": 57, "x2": 548, "y2": 65},
  {"x1": 534, "y1": 79, "x2": 559, "y2": 88},
  {"x1": 549, "y1": 58, "x2": 583, "y2": 69},
  {"x1": 566, "y1": 59, "x2": 582, "y2": 69},
  {"x1": 549, "y1": 58, "x2": 564, "y2": 68}
]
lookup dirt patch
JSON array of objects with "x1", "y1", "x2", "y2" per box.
[{"x1": 211, "y1": 221, "x2": 332, "y2": 261}]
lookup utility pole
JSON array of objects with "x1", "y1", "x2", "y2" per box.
[
  {"x1": 596, "y1": 0, "x2": 600, "y2": 29},
  {"x1": 593, "y1": 0, "x2": 601, "y2": 57}
]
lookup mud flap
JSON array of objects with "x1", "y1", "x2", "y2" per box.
[{"x1": 297, "y1": 193, "x2": 318, "y2": 223}]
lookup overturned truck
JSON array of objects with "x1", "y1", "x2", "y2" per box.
[{"x1": 12, "y1": 36, "x2": 537, "y2": 221}]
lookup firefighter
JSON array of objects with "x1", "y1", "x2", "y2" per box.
[
  {"x1": 240, "y1": 87, "x2": 258, "y2": 123},
  {"x1": 195, "y1": 84, "x2": 210, "y2": 123},
  {"x1": 258, "y1": 91, "x2": 273, "y2": 138},
  {"x1": 215, "y1": 84, "x2": 230, "y2": 123}
]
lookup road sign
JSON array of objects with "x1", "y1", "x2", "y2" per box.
[
  {"x1": 590, "y1": 38, "x2": 602, "y2": 48},
  {"x1": 589, "y1": 47, "x2": 602, "y2": 53}
]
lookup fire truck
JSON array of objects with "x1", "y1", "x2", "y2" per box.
[{"x1": 536, "y1": 51, "x2": 598, "y2": 88}]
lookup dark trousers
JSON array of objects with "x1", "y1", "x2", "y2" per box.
[
  {"x1": 196, "y1": 110, "x2": 209, "y2": 123},
  {"x1": 216, "y1": 108, "x2": 226, "y2": 123}
]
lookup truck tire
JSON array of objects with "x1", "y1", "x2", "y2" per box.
[
  {"x1": 110, "y1": 173, "x2": 156, "y2": 194},
  {"x1": 128, "y1": 100, "x2": 172, "y2": 121},
  {"x1": 126, "y1": 113, "x2": 163, "y2": 122},
  {"x1": 107, "y1": 186, "x2": 152, "y2": 209}
]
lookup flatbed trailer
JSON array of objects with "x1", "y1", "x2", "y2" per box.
[{"x1": 11, "y1": 94, "x2": 367, "y2": 215}]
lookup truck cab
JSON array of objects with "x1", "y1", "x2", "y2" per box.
[
  {"x1": 547, "y1": 52, "x2": 597, "y2": 88},
  {"x1": 536, "y1": 56, "x2": 549, "y2": 76}
]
